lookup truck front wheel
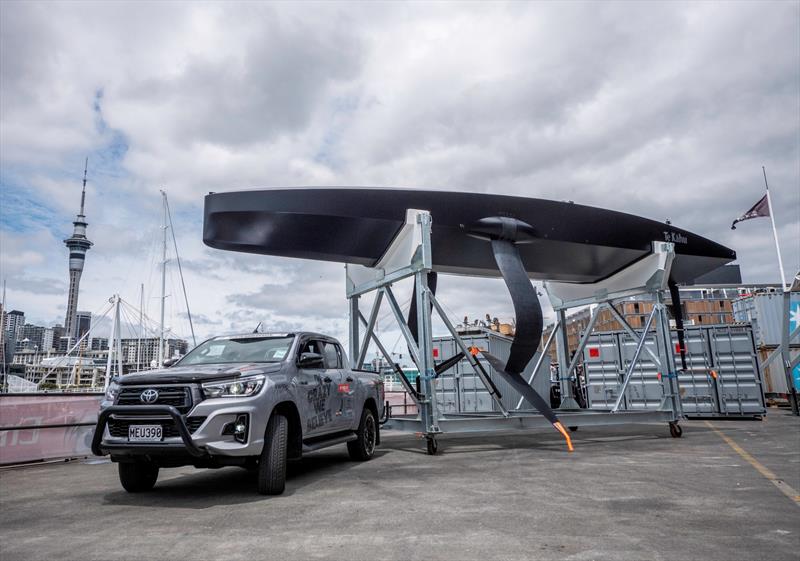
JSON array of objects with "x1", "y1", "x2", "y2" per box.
[
  {"x1": 118, "y1": 460, "x2": 159, "y2": 493},
  {"x1": 348, "y1": 408, "x2": 377, "y2": 461},
  {"x1": 257, "y1": 413, "x2": 288, "y2": 495}
]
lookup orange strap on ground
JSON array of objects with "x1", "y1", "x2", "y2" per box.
[{"x1": 552, "y1": 421, "x2": 574, "y2": 452}]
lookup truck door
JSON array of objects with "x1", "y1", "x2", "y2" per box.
[
  {"x1": 296, "y1": 339, "x2": 335, "y2": 437},
  {"x1": 323, "y1": 342, "x2": 354, "y2": 430}
]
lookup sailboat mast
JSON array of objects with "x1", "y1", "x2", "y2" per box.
[
  {"x1": 164, "y1": 193, "x2": 196, "y2": 347},
  {"x1": 158, "y1": 191, "x2": 168, "y2": 365},
  {"x1": 137, "y1": 283, "x2": 143, "y2": 371},
  {"x1": 1, "y1": 279, "x2": 6, "y2": 377}
]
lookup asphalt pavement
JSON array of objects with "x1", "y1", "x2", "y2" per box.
[{"x1": 1, "y1": 410, "x2": 798, "y2": 561}]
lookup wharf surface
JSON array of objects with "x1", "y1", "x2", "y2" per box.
[{"x1": 1, "y1": 411, "x2": 798, "y2": 561}]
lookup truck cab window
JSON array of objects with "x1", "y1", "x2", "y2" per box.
[
  {"x1": 298, "y1": 340, "x2": 325, "y2": 368},
  {"x1": 322, "y1": 342, "x2": 341, "y2": 369}
]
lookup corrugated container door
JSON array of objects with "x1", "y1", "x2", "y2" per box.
[
  {"x1": 584, "y1": 332, "x2": 623, "y2": 409},
  {"x1": 618, "y1": 332, "x2": 662, "y2": 409},
  {"x1": 709, "y1": 325, "x2": 766, "y2": 416},
  {"x1": 674, "y1": 327, "x2": 717, "y2": 415}
]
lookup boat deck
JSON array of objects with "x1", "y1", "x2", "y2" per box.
[{"x1": 1, "y1": 411, "x2": 798, "y2": 561}]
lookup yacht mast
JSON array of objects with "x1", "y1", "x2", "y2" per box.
[
  {"x1": 158, "y1": 191, "x2": 168, "y2": 365},
  {"x1": 137, "y1": 283, "x2": 143, "y2": 371},
  {"x1": 1, "y1": 279, "x2": 6, "y2": 377}
]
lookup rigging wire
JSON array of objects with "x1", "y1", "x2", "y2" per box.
[{"x1": 164, "y1": 194, "x2": 196, "y2": 346}]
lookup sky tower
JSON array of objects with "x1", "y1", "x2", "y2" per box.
[{"x1": 63, "y1": 158, "x2": 93, "y2": 340}]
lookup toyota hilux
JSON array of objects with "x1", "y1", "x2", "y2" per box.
[{"x1": 92, "y1": 332, "x2": 384, "y2": 495}]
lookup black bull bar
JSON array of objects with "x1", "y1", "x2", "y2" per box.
[{"x1": 92, "y1": 405, "x2": 206, "y2": 457}]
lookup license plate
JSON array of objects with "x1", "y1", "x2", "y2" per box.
[{"x1": 128, "y1": 425, "x2": 163, "y2": 442}]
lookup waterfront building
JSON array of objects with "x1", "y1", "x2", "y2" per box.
[
  {"x1": 91, "y1": 337, "x2": 109, "y2": 351},
  {"x1": 122, "y1": 337, "x2": 189, "y2": 370},
  {"x1": 15, "y1": 324, "x2": 49, "y2": 352}
]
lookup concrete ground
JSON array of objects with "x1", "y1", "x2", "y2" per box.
[{"x1": 1, "y1": 410, "x2": 798, "y2": 561}]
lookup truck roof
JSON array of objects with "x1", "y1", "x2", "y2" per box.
[
  {"x1": 210, "y1": 332, "x2": 340, "y2": 342},
  {"x1": 211, "y1": 333, "x2": 294, "y2": 340}
]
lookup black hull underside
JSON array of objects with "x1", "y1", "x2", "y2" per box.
[{"x1": 203, "y1": 188, "x2": 736, "y2": 284}]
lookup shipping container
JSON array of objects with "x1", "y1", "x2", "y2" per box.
[
  {"x1": 431, "y1": 328, "x2": 550, "y2": 414},
  {"x1": 582, "y1": 324, "x2": 766, "y2": 418},
  {"x1": 732, "y1": 292, "x2": 800, "y2": 348}
]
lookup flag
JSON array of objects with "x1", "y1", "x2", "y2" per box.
[{"x1": 731, "y1": 194, "x2": 770, "y2": 230}]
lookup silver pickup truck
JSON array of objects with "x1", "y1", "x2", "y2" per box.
[{"x1": 92, "y1": 332, "x2": 384, "y2": 495}]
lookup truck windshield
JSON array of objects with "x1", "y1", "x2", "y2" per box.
[{"x1": 177, "y1": 336, "x2": 295, "y2": 365}]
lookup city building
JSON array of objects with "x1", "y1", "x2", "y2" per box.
[
  {"x1": 57, "y1": 336, "x2": 71, "y2": 353},
  {"x1": 4, "y1": 310, "x2": 24, "y2": 338},
  {"x1": 25, "y1": 356, "x2": 105, "y2": 388},
  {"x1": 91, "y1": 337, "x2": 109, "y2": 351},
  {"x1": 3, "y1": 310, "x2": 25, "y2": 363},
  {"x1": 14, "y1": 324, "x2": 54, "y2": 353},
  {"x1": 63, "y1": 160, "x2": 93, "y2": 341},
  {"x1": 121, "y1": 337, "x2": 189, "y2": 369},
  {"x1": 75, "y1": 311, "x2": 91, "y2": 340}
]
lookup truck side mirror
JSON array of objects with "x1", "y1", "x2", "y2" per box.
[
  {"x1": 298, "y1": 352, "x2": 324, "y2": 369},
  {"x1": 163, "y1": 357, "x2": 178, "y2": 368}
]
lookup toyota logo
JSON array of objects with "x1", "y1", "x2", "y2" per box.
[{"x1": 140, "y1": 389, "x2": 159, "y2": 404}]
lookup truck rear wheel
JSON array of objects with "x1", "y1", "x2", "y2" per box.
[
  {"x1": 258, "y1": 413, "x2": 288, "y2": 495},
  {"x1": 118, "y1": 461, "x2": 159, "y2": 493},
  {"x1": 348, "y1": 408, "x2": 377, "y2": 461}
]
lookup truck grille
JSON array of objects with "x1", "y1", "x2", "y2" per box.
[
  {"x1": 117, "y1": 386, "x2": 193, "y2": 413},
  {"x1": 107, "y1": 416, "x2": 207, "y2": 438}
]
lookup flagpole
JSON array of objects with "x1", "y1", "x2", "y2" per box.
[{"x1": 762, "y1": 166, "x2": 788, "y2": 291}]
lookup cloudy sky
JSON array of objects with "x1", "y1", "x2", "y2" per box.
[{"x1": 1, "y1": 1, "x2": 798, "y2": 358}]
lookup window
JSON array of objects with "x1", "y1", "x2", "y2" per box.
[
  {"x1": 322, "y1": 342, "x2": 341, "y2": 369},
  {"x1": 298, "y1": 340, "x2": 325, "y2": 369},
  {"x1": 179, "y1": 336, "x2": 294, "y2": 365}
]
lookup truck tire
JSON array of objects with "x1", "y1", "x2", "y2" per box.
[
  {"x1": 348, "y1": 407, "x2": 377, "y2": 461},
  {"x1": 258, "y1": 413, "x2": 288, "y2": 495},
  {"x1": 118, "y1": 461, "x2": 159, "y2": 493}
]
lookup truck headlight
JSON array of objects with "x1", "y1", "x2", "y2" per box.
[
  {"x1": 105, "y1": 381, "x2": 120, "y2": 402},
  {"x1": 202, "y1": 375, "x2": 265, "y2": 398}
]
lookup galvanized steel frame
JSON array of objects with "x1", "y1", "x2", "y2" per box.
[{"x1": 347, "y1": 209, "x2": 682, "y2": 440}]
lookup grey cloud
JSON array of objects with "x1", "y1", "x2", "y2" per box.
[
  {"x1": 117, "y1": 5, "x2": 363, "y2": 148},
  {"x1": 6, "y1": 275, "x2": 66, "y2": 296},
  {"x1": 181, "y1": 250, "x2": 299, "y2": 280},
  {"x1": 1, "y1": 1, "x2": 798, "y2": 343},
  {"x1": 226, "y1": 276, "x2": 346, "y2": 321},
  {"x1": 177, "y1": 311, "x2": 221, "y2": 327}
]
